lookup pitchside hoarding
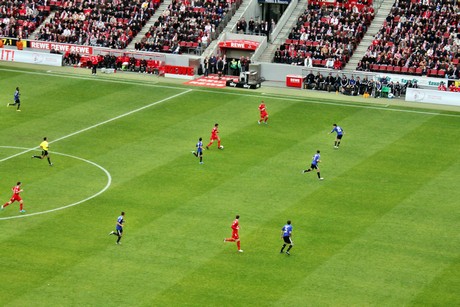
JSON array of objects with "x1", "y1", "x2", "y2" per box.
[
  {"x1": 405, "y1": 88, "x2": 460, "y2": 106},
  {"x1": 377, "y1": 73, "x2": 447, "y2": 88},
  {"x1": 0, "y1": 49, "x2": 62, "y2": 66}
]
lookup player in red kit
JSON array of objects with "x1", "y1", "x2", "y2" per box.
[
  {"x1": 258, "y1": 101, "x2": 269, "y2": 124},
  {"x1": 1, "y1": 182, "x2": 25, "y2": 213},
  {"x1": 224, "y1": 215, "x2": 243, "y2": 252},
  {"x1": 206, "y1": 123, "x2": 222, "y2": 149}
]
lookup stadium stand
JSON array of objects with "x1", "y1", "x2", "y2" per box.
[
  {"x1": 35, "y1": 0, "x2": 160, "y2": 49},
  {"x1": 359, "y1": 0, "x2": 460, "y2": 79},
  {"x1": 0, "y1": 0, "x2": 50, "y2": 38},
  {"x1": 134, "y1": 0, "x2": 240, "y2": 54},
  {"x1": 235, "y1": 17, "x2": 276, "y2": 39},
  {"x1": 273, "y1": 0, "x2": 374, "y2": 69}
]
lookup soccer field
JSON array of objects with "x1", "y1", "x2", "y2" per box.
[{"x1": 1, "y1": 64, "x2": 459, "y2": 306}]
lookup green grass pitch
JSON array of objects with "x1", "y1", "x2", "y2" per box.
[{"x1": 0, "y1": 64, "x2": 459, "y2": 306}]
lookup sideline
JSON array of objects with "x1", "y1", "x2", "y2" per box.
[
  {"x1": 0, "y1": 146, "x2": 112, "y2": 220},
  {"x1": 1, "y1": 65, "x2": 460, "y2": 117}
]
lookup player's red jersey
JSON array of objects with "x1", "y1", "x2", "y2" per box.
[
  {"x1": 12, "y1": 185, "x2": 21, "y2": 194},
  {"x1": 210, "y1": 126, "x2": 219, "y2": 140},
  {"x1": 259, "y1": 103, "x2": 266, "y2": 113},
  {"x1": 231, "y1": 218, "x2": 239, "y2": 231}
]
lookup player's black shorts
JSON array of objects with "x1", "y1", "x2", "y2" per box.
[
  {"x1": 310, "y1": 164, "x2": 318, "y2": 170},
  {"x1": 42, "y1": 150, "x2": 49, "y2": 156},
  {"x1": 337, "y1": 134, "x2": 343, "y2": 140},
  {"x1": 283, "y1": 236, "x2": 292, "y2": 244}
]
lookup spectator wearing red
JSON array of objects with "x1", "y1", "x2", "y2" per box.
[{"x1": 438, "y1": 81, "x2": 447, "y2": 91}]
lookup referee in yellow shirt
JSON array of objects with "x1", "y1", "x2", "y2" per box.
[{"x1": 32, "y1": 137, "x2": 53, "y2": 166}]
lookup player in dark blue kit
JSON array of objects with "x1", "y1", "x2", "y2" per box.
[
  {"x1": 109, "y1": 212, "x2": 125, "y2": 244},
  {"x1": 280, "y1": 220, "x2": 293, "y2": 255},
  {"x1": 7, "y1": 87, "x2": 21, "y2": 111},
  {"x1": 330, "y1": 124, "x2": 344, "y2": 148},
  {"x1": 302, "y1": 150, "x2": 323, "y2": 180},
  {"x1": 192, "y1": 137, "x2": 204, "y2": 164}
]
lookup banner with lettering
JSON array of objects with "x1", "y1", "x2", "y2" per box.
[
  {"x1": 28, "y1": 41, "x2": 93, "y2": 55},
  {"x1": 218, "y1": 40, "x2": 260, "y2": 51},
  {"x1": 0, "y1": 49, "x2": 63, "y2": 66}
]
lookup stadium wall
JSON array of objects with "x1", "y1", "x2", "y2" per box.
[
  {"x1": 405, "y1": 88, "x2": 460, "y2": 106},
  {"x1": 269, "y1": 0, "x2": 298, "y2": 43}
]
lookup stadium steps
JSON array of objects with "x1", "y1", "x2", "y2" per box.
[
  {"x1": 30, "y1": 11, "x2": 55, "y2": 39},
  {"x1": 256, "y1": 0, "x2": 306, "y2": 63},
  {"x1": 126, "y1": 0, "x2": 173, "y2": 50},
  {"x1": 200, "y1": 0, "x2": 252, "y2": 59},
  {"x1": 344, "y1": 0, "x2": 395, "y2": 71}
]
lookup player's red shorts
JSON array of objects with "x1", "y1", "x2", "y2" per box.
[
  {"x1": 260, "y1": 111, "x2": 268, "y2": 118},
  {"x1": 10, "y1": 194, "x2": 22, "y2": 202},
  {"x1": 232, "y1": 231, "x2": 239, "y2": 240},
  {"x1": 210, "y1": 135, "x2": 219, "y2": 141}
]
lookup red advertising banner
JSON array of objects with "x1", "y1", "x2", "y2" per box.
[
  {"x1": 28, "y1": 41, "x2": 93, "y2": 54},
  {"x1": 286, "y1": 75, "x2": 304, "y2": 88},
  {"x1": 218, "y1": 40, "x2": 260, "y2": 51}
]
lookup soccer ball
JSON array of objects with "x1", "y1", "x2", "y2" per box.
[{"x1": 219, "y1": 145, "x2": 224, "y2": 149}]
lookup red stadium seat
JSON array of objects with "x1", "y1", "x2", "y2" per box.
[{"x1": 427, "y1": 69, "x2": 437, "y2": 77}]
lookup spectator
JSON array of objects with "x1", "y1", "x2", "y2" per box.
[{"x1": 438, "y1": 81, "x2": 447, "y2": 91}]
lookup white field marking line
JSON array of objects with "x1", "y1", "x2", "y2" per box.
[
  {"x1": 0, "y1": 146, "x2": 111, "y2": 220},
  {"x1": 1, "y1": 67, "x2": 460, "y2": 118},
  {"x1": 0, "y1": 89, "x2": 193, "y2": 163},
  {"x1": 0, "y1": 67, "x2": 180, "y2": 91}
]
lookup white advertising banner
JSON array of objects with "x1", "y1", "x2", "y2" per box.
[
  {"x1": 377, "y1": 73, "x2": 446, "y2": 89},
  {"x1": 29, "y1": 41, "x2": 93, "y2": 54},
  {"x1": 0, "y1": 49, "x2": 62, "y2": 66},
  {"x1": 405, "y1": 88, "x2": 460, "y2": 106}
]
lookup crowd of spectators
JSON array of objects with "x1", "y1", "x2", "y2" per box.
[
  {"x1": 302, "y1": 71, "x2": 416, "y2": 98},
  {"x1": 0, "y1": 0, "x2": 50, "y2": 38},
  {"x1": 235, "y1": 17, "x2": 275, "y2": 39},
  {"x1": 357, "y1": 0, "x2": 460, "y2": 78},
  {"x1": 62, "y1": 51, "x2": 166, "y2": 74},
  {"x1": 202, "y1": 54, "x2": 251, "y2": 76},
  {"x1": 35, "y1": 0, "x2": 160, "y2": 49},
  {"x1": 273, "y1": 1, "x2": 374, "y2": 69},
  {"x1": 134, "y1": 0, "x2": 236, "y2": 54}
]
